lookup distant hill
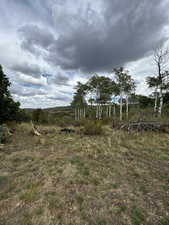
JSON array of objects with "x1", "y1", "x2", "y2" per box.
[
  {"x1": 24, "y1": 106, "x2": 72, "y2": 113},
  {"x1": 23, "y1": 108, "x2": 35, "y2": 112}
]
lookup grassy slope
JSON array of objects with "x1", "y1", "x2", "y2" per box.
[{"x1": 0, "y1": 124, "x2": 169, "y2": 225}]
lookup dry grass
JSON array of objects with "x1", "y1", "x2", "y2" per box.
[{"x1": 0, "y1": 123, "x2": 169, "y2": 225}]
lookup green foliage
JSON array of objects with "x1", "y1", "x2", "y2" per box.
[
  {"x1": 0, "y1": 65, "x2": 21, "y2": 124},
  {"x1": 113, "y1": 67, "x2": 136, "y2": 94},
  {"x1": 164, "y1": 92, "x2": 169, "y2": 104},
  {"x1": 32, "y1": 109, "x2": 48, "y2": 124},
  {"x1": 137, "y1": 95, "x2": 154, "y2": 108},
  {"x1": 83, "y1": 120, "x2": 103, "y2": 135},
  {"x1": 71, "y1": 82, "x2": 88, "y2": 108},
  {"x1": 0, "y1": 64, "x2": 10, "y2": 97},
  {"x1": 88, "y1": 75, "x2": 117, "y2": 104},
  {"x1": 16, "y1": 109, "x2": 31, "y2": 123},
  {"x1": 160, "y1": 216, "x2": 169, "y2": 225},
  {"x1": 32, "y1": 109, "x2": 42, "y2": 123},
  {"x1": 163, "y1": 103, "x2": 169, "y2": 116},
  {"x1": 131, "y1": 207, "x2": 146, "y2": 225},
  {"x1": 72, "y1": 119, "x2": 87, "y2": 127}
]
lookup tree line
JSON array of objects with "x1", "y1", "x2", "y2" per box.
[
  {"x1": 71, "y1": 45, "x2": 169, "y2": 120},
  {"x1": 71, "y1": 67, "x2": 136, "y2": 121}
]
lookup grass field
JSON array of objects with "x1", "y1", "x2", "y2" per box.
[{"x1": 0, "y1": 123, "x2": 169, "y2": 225}]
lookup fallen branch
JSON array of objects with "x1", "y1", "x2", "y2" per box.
[
  {"x1": 117, "y1": 121, "x2": 169, "y2": 133},
  {"x1": 31, "y1": 121, "x2": 41, "y2": 136}
]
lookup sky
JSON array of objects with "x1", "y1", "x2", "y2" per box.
[{"x1": 0, "y1": 0, "x2": 169, "y2": 108}]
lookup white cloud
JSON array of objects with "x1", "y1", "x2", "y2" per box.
[{"x1": 17, "y1": 73, "x2": 47, "y2": 86}]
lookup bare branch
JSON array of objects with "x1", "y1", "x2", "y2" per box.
[{"x1": 154, "y1": 44, "x2": 169, "y2": 72}]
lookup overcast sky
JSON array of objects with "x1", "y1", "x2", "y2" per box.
[{"x1": 0, "y1": 0, "x2": 169, "y2": 108}]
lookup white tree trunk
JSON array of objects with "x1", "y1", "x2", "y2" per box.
[
  {"x1": 78, "y1": 108, "x2": 80, "y2": 120},
  {"x1": 126, "y1": 95, "x2": 129, "y2": 119},
  {"x1": 98, "y1": 104, "x2": 100, "y2": 120},
  {"x1": 106, "y1": 105, "x2": 109, "y2": 118},
  {"x1": 96, "y1": 104, "x2": 98, "y2": 119},
  {"x1": 120, "y1": 93, "x2": 123, "y2": 121},
  {"x1": 75, "y1": 108, "x2": 77, "y2": 120},
  {"x1": 83, "y1": 108, "x2": 86, "y2": 118},
  {"x1": 109, "y1": 105, "x2": 111, "y2": 118},
  {"x1": 113, "y1": 104, "x2": 116, "y2": 118},
  {"x1": 100, "y1": 105, "x2": 103, "y2": 119},
  {"x1": 98, "y1": 104, "x2": 101, "y2": 120},
  {"x1": 158, "y1": 87, "x2": 163, "y2": 116},
  {"x1": 154, "y1": 88, "x2": 158, "y2": 114},
  {"x1": 80, "y1": 109, "x2": 83, "y2": 119}
]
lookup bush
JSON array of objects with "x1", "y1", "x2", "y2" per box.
[
  {"x1": 83, "y1": 120, "x2": 103, "y2": 135},
  {"x1": 32, "y1": 109, "x2": 49, "y2": 124},
  {"x1": 72, "y1": 119, "x2": 87, "y2": 127}
]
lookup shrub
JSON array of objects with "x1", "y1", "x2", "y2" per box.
[
  {"x1": 32, "y1": 109, "x2": 49, "y2": 124},
  {"x1": 83, "y1": 120, "x2": 103, "y2": 135},
  {"x1": 72, "y1": 119, "x2": 87, "y2": 127}
]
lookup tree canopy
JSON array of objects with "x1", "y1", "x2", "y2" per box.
[{"x1": 0, "y1": 65, "x2": 21, "y2": 124}]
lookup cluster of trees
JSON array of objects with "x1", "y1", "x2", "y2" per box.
[
  {"x1": 71, "y1": 67, "x2": 136, "y2": 121},
  {"x1": 71, "y1": 45, "x2": 169, "y2": 120}
]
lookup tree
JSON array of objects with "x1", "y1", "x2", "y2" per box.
[
  {"x1": 135, "y1": 94, "x2": 154, "y2": 108},
  {"x1": 32, "y1": 109, "x2": 43, "y2": 123},
  {"x1": 147, "y1": 76, "x2": 160, "y2": 114},
  {"x1": 71, "y1": 82, "x2": 88, "y2": 120},
  {"x1": 88, "y1": 97, "x2": 95, "y2": 107},
  {"x1": 113, "y1": 67, "x2": 135, "y2": 120},
  {"x1": 0, "y1": 65, "x2": 20, "y2": 124},
  {"x1": 152, "y1": 45, "x2": 169, "y2": 116},
  {"x1": 0, "y1": 65, "x2": 10, "y2": 98},
  {"x1": 87, "y1": 75, "x2": 116, "y2": 119}
]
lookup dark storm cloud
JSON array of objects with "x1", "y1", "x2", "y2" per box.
[
  {"x1": 47, "y1": 72, "x2": 70, "y2": 86},
  {"x1": 18, "y1": 0, "x2": 169, "y2": 73},
  {"x1": 18, "y1": 25, "x2": 55, "y2": 54},
  {"x1": 52, "y1": 0, "x2": 169, "y2": 72}
]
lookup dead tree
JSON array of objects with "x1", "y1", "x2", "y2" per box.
[{"x1": 154, "y1": 45, "x2": 169, "y2": 116}]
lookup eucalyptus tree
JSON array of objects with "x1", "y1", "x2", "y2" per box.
[{"x1": 113, "y1": 67, "x2": 136, "y2": 120}]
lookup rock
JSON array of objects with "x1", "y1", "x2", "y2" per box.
[{"x1": 60, "y1": 128, "x2": 75, "y2": 134}]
